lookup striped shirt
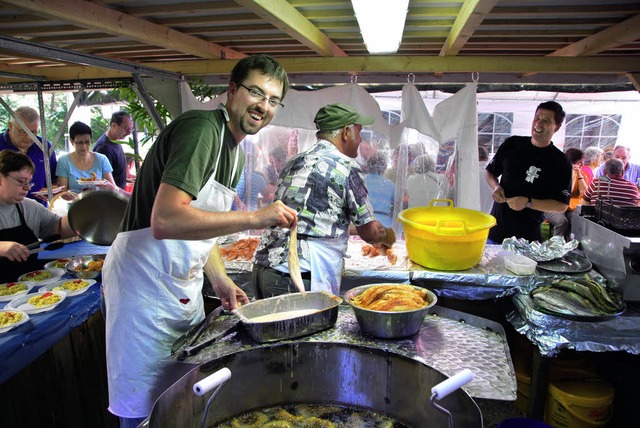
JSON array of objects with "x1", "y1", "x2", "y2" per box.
[{"x1": 583, "y1": 174, "x2": 639, "y2": 206}]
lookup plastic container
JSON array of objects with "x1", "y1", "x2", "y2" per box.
[
  {"x1": 504, "y1": 253, "x2": 538, "y2": 275},
  {"x1": 398, "y1": 199, "x2": 496, "y2": 271},
  {"x1": 545, "y1": 379, "x2": 614, "y2": 427},
  {"x1": 515, "y1": 369, "x2": 531, "y2": 412}
]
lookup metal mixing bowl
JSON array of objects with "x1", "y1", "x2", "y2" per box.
[
  {"x1": 344, "y1": 283, "x2": 437, "y2": 339},
  {"x1": 65, "y1": 254, "x2": 106, "y2": 279},
  {"x1": 68, "y1": 190, "x2": 128, "y2": 246}
]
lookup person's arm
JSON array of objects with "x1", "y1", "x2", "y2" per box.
[
  {"x1": 150, "y1": 183, "x2": 297, "y2": 240},
  {"x1": 58, "y1": 176, "x2": 69, "y2": 191},
  {"x1": 505, "y1": 196, "x2": 569, "y2": 213},
  {"x1": 0, "y1": 241, "x2": 30, "y2": 262},
  {"x1": 203, "y1": 243, "x2": 250, "y2": 310},
  {"x1": 485, "y1": 170, "x2": 506, "y2": 203}
]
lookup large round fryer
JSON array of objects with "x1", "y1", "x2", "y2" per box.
[
  {"x1": 148, "y1": 342, "x2": 482, "y2": 427},
  {"x1": 67, "y1": 190, "x2": 128, "y2": 246}
]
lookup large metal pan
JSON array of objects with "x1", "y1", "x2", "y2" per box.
[
  {"x1": 233, "y1": 291, "x2": 342, "y2": 343},
  {"x1": 147, "y1": 342, "x2": 482, "y2": 427},
  {"x1": 67, "y1": 190, "x2": 128, "y2": 245}
]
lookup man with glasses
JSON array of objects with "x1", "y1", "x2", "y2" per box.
[
  {"x1": 102, "y1": 54, "x2": 297, "y2": 427},
  {"x1": 0, "y1": 106, "x2": 58, "y2": 206},
  {"x1": 93, "y1": 110, "x2": 133, "y2": 190},
  {"x1": 0, "y1": 150, "x2": 76, "y2": 282}
]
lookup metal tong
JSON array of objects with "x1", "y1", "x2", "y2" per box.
[{"x1": 171, "y1": 306, "x2": 239, "y2": 360}]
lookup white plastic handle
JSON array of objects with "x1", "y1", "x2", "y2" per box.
[
  {"x1": 431, "y1": 369, "x2": 474, "y2": 400},
  {"x1": 193, "y1": 368, "x2": 232, "y2": 396}
]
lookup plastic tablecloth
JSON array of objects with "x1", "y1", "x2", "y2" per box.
[{"x1": 0, "y1": 281, "x2": 101, "y2": 383}]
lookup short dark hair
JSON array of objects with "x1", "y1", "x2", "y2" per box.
[
  {"x1": 69, "y1": 121, "x2": 92, "y2": 140},
  {"x1": 478, "y1": 146, "x2": 488, "y2": 161},
  {"x1": 230, "y1": 54, "x2": 289, "y2": 100},
  {"x1": 564, "y1": 147, "x2": 583, "y2": 165},
  {"x1": 536, "y1": 101, "x2": 566, "y2": 126},
  {"x1": 110, "y1": 110, "x2": 131, "y2": 126},
  {"x1": 0, "y1": 149, "x2": 35, "y2": 175},
  {"x1": 605, "y1": 158, "x2": 624, "y2": 175}
]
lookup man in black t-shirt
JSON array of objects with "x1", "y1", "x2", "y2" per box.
[{"x1": 485, "y1": 101, "x2": 572, "y2": 243}]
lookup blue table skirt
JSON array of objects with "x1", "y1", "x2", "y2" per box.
[{"x1": 0, "y1": 280, "x2": 101, "y2": 383}]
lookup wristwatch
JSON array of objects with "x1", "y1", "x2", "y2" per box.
[{"x1": 525, "y1": 196, "x2": 533, "y2": 209}]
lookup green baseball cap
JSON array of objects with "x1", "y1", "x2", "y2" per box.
[{"x1": 314, "y1": 103, "x2": 375, "y2": 131}]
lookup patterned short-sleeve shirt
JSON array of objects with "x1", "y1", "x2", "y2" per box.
[{"x1": 254, "y1": 139, "x2": 375, "y2": 269}]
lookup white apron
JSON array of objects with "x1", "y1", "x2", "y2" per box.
[
  {"x1": 104, "y1": 119, "x2": 239, "y2": 418},
  {"x1": 307, "y1": 236, "x2": 348, "y2": 296}
]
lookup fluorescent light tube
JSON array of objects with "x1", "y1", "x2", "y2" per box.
[{"x1": 352, "y1": 0, "x2": 409, "y2": 54}]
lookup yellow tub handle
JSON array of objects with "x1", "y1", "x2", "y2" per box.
[{"x1": 434, "y1": 219, "x2": 469, "y2": 236}]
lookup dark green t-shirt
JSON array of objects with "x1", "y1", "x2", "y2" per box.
[{"x1": 122, "y1": 109, "x2": 244, "y2": 231}]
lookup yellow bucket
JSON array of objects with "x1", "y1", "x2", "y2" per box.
[
  {"x1": 545, "y1": 380, "x2": 614, "y2": 428},
  {"x1": 515, "y1": 369, "x2": 531, "y2": 412},
  {"x1": 398, "y1": 199, "x2": 496, "y2": 270}
]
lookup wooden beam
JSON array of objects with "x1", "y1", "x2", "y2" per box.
[
  {"x1": 440, "y1": 0, "x2": 499, "y2": 56},
  {"x1": 233, "y1": 0, "x2": 347, "y2": 57},
  {"x1": 627, "y1": 73, "x2": 640, "y2": 92},
  {"x1": 1, "y1": 0, "x2": 245, "y2": 60}
]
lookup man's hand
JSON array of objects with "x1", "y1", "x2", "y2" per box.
[
  {"x1": 492, "y1": 185, "x2": 507, "y2": 203},
  {"x1": 210, "y1": 275, "x2": 250, "y2": 310},
  {"x1": 506, "y1": 196, "x2": 528, "y2": 211},
  {"x1": 0, "y1": 241, "x2": 29, "y2": 262},
  {"x1": 256, "y1": 200, "x2": 298, "y2": 229},
  {"x1": 381, "y1": 227, "x2": 396, "y2": 249}
]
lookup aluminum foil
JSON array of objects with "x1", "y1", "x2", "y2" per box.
[{"x1": 502, "y1": 235, "x2": 579, "y2": 262}]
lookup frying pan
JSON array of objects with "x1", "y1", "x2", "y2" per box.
[{"x1": 67, "y1": 190, "x2": 128, "y2": 245}]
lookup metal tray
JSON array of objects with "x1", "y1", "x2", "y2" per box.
[
  {"x1": 529, "y1": 290, "x2": 626, "y2": 322},
  {"x1": 233, "y1": 291, "x2": 342, "y2": 343},
  {"x1": 537, "y1": 251, "x2": 592, "y2": 274}
]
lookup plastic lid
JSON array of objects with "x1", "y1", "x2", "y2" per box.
[{"x1": 549, "y1": 380, "x2": 614, "y2": 406}]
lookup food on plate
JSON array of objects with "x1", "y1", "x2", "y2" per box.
[
  {"x1": 28, "y1": 291, "x2": 62, "y2": 307},
  {"x1": 0, "y1": 311, "x2": 24, "y2": 328},
  {"x1": 76, "y1": 259, "x2": 104, "y2": 272},
  {"x1": 53, "y1": 279, "x2": 91, "y2": 292},
  {"x1": 219, "y1": 237, "x2": 259, "y2": 261},
  {"x1": 50, "y1": 258, "x2": 71, "y2": 269},
  {"x1": 0, "y1": 282, "x2": 29, "y2": 297},
  {"x1": 351, "y1": 284, "x2": 430, "y2": 311},
  {"x1": 531, "y1": 275, "x2": 626, "y2": 317},
  {"x1": 23, "y1": 270, "x2": 53, "y2": 282},
  {"x1": 361, "y1": 243, "x2": 398, "y2": 265},
  {"x1": 78, "y1": 172, "x2": 98, "y2": 182}
]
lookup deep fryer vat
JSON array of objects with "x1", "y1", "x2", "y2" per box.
[
  {"x1": 595, "y1": 200, "x2": 640, "y2": 232},
  {"x1": 233, "y1": 291, "x2": 342, "y2": 343},
  {"x1": 148, "y1": 342, "x2": 482, "y2": 427}
]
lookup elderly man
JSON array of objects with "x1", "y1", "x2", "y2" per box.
[
  {"x1": 594, "y1": 145, "x2": 640, "y2": 186},
  {"x1": 252, "y1": 103, "x2": 395, "y2": 298},
  {"x1": 582, "y1": 158, "x2": 639, "y2": 206},
  {"x1": 0, "y1": 106, "x2": 57, "y2": 205},
  {"x1": 93, "y1": 110, "x2": 133, "y2": 190},
  {"x1": 485, "y1": 101, "x2": 572, "y2": 243}
]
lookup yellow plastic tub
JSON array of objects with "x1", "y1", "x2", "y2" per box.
[
  {"x1": 398, "y1": 199, "x2": 496, "y2": 271},
  {"x1": 545, "y1": 379, "x2": 614, "y2": 428}
]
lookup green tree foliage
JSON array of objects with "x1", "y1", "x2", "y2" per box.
[{"x1": 90, "y1": 106, "x2": 109, "y2": 140}]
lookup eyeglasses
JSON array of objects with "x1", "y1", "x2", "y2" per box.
[
  {"x1": 239, "y1": 83, "x2": 284, "y2": 109},
  {"x1": 6, "y1": 175, "x2": 35, "y2": 189}
]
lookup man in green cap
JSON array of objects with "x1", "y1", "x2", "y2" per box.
[{"x1": 252, "y1": 103, "x2": 396, "y2": 297}]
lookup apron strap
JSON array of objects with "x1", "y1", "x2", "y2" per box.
[{"x1": 213, "y1": 106, "x2": 241, "y2": 187}]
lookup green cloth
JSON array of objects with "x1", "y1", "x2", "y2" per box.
[
  {"x1": 122, "y1": 109, "x2": 244, "y2": 231},
  {"x1": 313, "y1": 103, "x2": 375, "y2": 131}
]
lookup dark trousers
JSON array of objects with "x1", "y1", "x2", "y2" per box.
[{"x1": 251, "y1": 264, "x2": 311, "y2": 299}]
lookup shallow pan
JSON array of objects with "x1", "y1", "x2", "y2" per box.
[
  {"x1": 233, "y1": 291, "x2": 342, "y2": 343},
  {"x1": 68, "y1": 190, "x2": 128, "y2": 246}
]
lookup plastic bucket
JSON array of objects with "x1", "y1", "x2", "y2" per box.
[
  {"x1": 545, "y1": 380, "x2": 614, "y2": 427},
  {"x1": 499, "y1": 418, "x2": 552, "y2": 428},
  {"x1": 398, "y1": 199, "x2": 496, "y2": 270},
  {"x1": 515, "y1": 369, "x2": 531, "y2": 412}
]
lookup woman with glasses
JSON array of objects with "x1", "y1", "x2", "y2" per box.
[
  {"x1": 56, "y1": 121, "x2": 118, "y2": 194},
  {"x1": 0, "y1": 150, "x2": 76, "y2": 282}
]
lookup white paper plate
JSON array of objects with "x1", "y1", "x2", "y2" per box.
[
  {"x1": 32, "y1": 186, "x2": 64, "y2": 196},
  {"x1": 17, "y1": 268, "x2": 65, "y2": 286},
  {"x1": 6, "y1": 290, "x2": 67, "y2": 314},
  {"x1": 0, "y1": 281, "x2": 35, "y2": 302},
  {"x1": 0, "y1": 309, "x2": 30, "y2": 333},
  {"x1": 44, "y1": 258, "x2": 73, "y2": 270},
  {"x1": 76, "y1": 179, "x2": 107, "y2": 186},
  {"x1": 41, "y1": 279, "x2": 96, "y2": 297}
]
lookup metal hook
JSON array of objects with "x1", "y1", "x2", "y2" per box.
[
  {"x1": 351, "y1": 74, "x2": 358, "y2": 84},
  {"x1": 407, "y1": 73, "x2": 415, "y2": 84},
  {"x1": 471, "y1": 72, "x2": 479, "y2": 83}
]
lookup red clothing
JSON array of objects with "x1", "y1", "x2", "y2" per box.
[
  {"x1": 583, "y1": 174, "x2": 639, "y2": 206},
  {"x1": 581, "y1": 165, "x2": 594, "y2": 187}
]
